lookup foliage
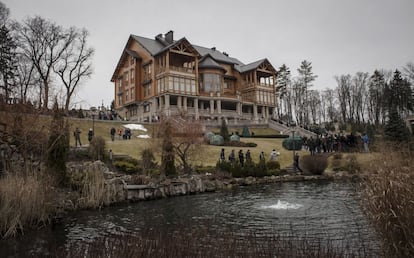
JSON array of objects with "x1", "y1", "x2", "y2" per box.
[
  {"x1": 220, "y1": 118, "x2": 230, "y2": 142},
  {"x1": 141, "y1": 148, "x2": 157, "y2": 175},
  {"x1": 344, "y1": 155, "x2": 360, "y2": 174},
  {"x1": 229, "y1": 134, "x2": 240, "y2": 142},
  {"x1": 0, "y1": 24, "x2": 17, "y2": 100},
  {"x1": 301, "y1": 155, "x2": 328, "y2": 175},
  {"x1": 384, "y1": 108, "x2": 411, "y2": 142},
  {"x1": 113, "y1": 159, "x2": 141, "y2": 174},
  {"x1": 0, "y1": 173, "x2": 55, "y2": 238},
  {"x1": 160, "y1": 119, "x2": 176, "y2": 177},
  {"x1": 266, "y1": 160, "x2": 280, "y2": 170},
  {"x1": 282, "y1": 136, "x2": 303, "y2": 151},
  {"x1": 209, "y1": 134, "x2": 224, "y2": 145},
  {"x1": 88, "y1": 136, "x2": 106, "y2": 160},
  {"x1": 241, "y1": 126, "x2": 251, "y2": 137},
  {"x1": 360, "y1": 147, "x2": 414, "y2": 257},
  {"x1": 46, "y1": 100, "x2": 69, "y2": 185}
]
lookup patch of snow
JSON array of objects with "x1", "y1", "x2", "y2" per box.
[
  {"x1": 137, "y1": 135, "x2": 151, "y2": 139},
  {"x1": 123, "y1": 124, "x2": 147, "y2": 132}
]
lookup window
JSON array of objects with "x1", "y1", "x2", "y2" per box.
[
  {"x1": 130, "y1": 88, "x2": 134, "y2": 99},
  {"x1": 125, "y1": 90, "x2": 129, "y2": 101},
  {"x1": 130, "y1": 69, "x2": 134, "y2": 82},
  {"x1": 124, "y1": 72, "x2": 129, "y2": 84},
  {"x1": 130, "y1": 57, "x2": 135, "y2": 65},
  {"x1": 199, "y1": 73, "x2": 221, "y2": 93},
  {"x1": 144, "y1": 104, "x2": 150, "y2": 113},
  {"x1": 118, "y1": 78, "x2": 122, "y2": 89},
  {"x1": 144, "y1": 64, "x2": 152, "y2": 81}
]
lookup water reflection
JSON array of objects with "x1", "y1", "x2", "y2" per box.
[{"x1": 0, "y1": 181, "x2": 380, "y2": 257}]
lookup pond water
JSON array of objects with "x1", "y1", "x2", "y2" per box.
[{"x1": 0, "y1": 181, "x2": 381, "y2": 257}]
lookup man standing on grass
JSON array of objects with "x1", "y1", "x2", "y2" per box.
[
  {"x1": 110, "y1": 127, "x2": 116, "y2": 141},
  {"x1": 74, "y1": 127, "x2": 82, "y2": 147}
]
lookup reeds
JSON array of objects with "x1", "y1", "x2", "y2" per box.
[
  {"x1": 76, "y1": 164, "x2": 118, "y2": 209},
  {"x1": 360, "y1": 142, "x2": 414, "y2": 257},
  {"x1": 55, "y1": 228, "x2": 374, "y2": 258},
  {"x1": 0, "y1": 173, "x2": 55, "y2": 238}
]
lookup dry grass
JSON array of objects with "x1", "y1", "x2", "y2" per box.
[
  {"x1": 360, "y1": 142, "x2": 414, "y2": 257},
  {"x1": 0, "y1": 173, "x2": 56, "y2": 238}
]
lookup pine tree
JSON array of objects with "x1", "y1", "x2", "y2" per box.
[
  {"x1": 46, "y1": 100, "x2": 69, "y2": 185},
  {"x1": 384, "y1": 107, "x2": 411, "y2": 142},
  {"x1": 220, "y1": 118, "x2": 229, "y2": 142},
  {"x1": 385, "y1": 70, "x2": 413, "y2": 117},
  {"x1": 0, "y1": 24, "x2": 17, "y2": 100}
]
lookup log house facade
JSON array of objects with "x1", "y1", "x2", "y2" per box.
[{"x1": 111, "y1": 31, "x2": 277, "y2": 123}]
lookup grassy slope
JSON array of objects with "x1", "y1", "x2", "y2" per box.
[{"x1": 68, "y1": 118, "x2": 302, "y2": 168}]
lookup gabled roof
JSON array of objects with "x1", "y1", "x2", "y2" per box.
[
  {"x1": 193, "y1": 45, "x2": 244, "y2": 66},
  {"x1": 154, "y1": 37, "x2": 200, "y2": 57},
  {"x1": 110, "y1": 46, "x2": 142, "y2": 82},
  {"x1": 237, "y1": 58, "x2": 276, "y2": 73},
  {"x1": 198, "y1": 54, "x2": 226, "y2": 72},
  {"x1": 130, "y1": 34, "x2": 165, "y2": 55}
]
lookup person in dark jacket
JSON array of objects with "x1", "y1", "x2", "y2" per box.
[{"x1": 88, "y1": 128, "x2": 94, "y2": 142}]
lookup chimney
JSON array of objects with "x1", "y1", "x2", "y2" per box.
[
  {"x1": 165, "y1": 30, "x2": 174, "y2": 44},
  {"x1": 155, "y1": 33, "x2": 163, "y2": 40},
  {"x1": 211, "y1": 47, "x2": 216, "y2": 51}
]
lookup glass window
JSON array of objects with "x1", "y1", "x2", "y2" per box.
[
  {"x1": 200, "y1": 73, "x2": 221, "y2": 93},
  {"x1": 130, "y1": 69, "x2": 134, "y2": 82}
]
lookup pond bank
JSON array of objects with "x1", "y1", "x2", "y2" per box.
[{"x1": 64, "y1": 161, "x2": 358, "y2": 206}]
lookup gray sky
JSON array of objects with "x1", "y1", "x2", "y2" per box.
[{"x1": 3, "y1": 0, "x2": 414, "y2": 108}]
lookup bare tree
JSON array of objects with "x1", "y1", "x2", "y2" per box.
[
  {"x1": 335, "y1": 74, "x2": 352, "y2": 123},
  {"x1": 368, "y1": 70, "x2": 386, "y2": 125},
  {"x1": 14, "y1": 52, "x2": 37, "y2": 103},
  {"x1": 352, "y1": 72, "x2": 369, "y2": 123},
  {"x1": 54, "y1": 28, "x2": 94, "y2": 111},
  {"x1": 15, "y1": 16, "x2": 76, "y2": 109}
]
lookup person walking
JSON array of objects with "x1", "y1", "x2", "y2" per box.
[
  {"x1": 110, "y1": 127, "x2": 116, "y2": 141},
  {"x1": 259, "y1": 151, "x2": 265, "y2": 162},
  {"x1": 118, "y1": 128, "x2": 123, "y2": 139},
  {"x1": 220, "y1": 148, "x2": 225, "y2": 162},
  {"x1": 74, "y1": 127, "x2": 82, "y2": 147},
  {"x1": 269, "y1": 149, "x2": 280, "y2": 161},
  {"x1": 245, "y1": 150, "x2": 252, "y2": 163},
  {"x1": 238, "y1": 149, "x2": 244, "y2": 167},
  {"x1": 229, "y1": 149, "x2": 235, "y2": 162}
]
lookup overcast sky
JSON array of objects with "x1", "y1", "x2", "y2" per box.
[{"x1": 3, "y1": 0, "x2": 414, "y2": 108}]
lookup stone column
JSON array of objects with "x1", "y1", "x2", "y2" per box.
[
  {"x1": 253, "y1": 104, "x2": 258, "y2": 121},
  {"x1": 194, "y1": 98, "x2": 199, "y2": 120},
  {"x1": 183, "y1": 96, "x2": 188, "y2": 111},
  {"x1": 217, "y1": 99, "x2": 221, "y2": 114},
  {"x1": 210, "y1": 99, "x2": 214, "y2": 114},
  {"x1": 165, "y1": 94, "x2": 170, "y2": 116},
  {"x1": 177, "y1": 96, "x2": 182, "y2": 111}
]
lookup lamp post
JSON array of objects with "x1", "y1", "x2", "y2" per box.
[{"x1": 292, "y1": 128, "x2": 296, "y2": 172}]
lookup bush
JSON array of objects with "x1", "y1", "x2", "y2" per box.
[
  {"x1": 360, "y1": 148, "x2": 414, "y2": 257},
  {"x1": 266, "y1": 160, "x2": 280, "y2": 170},
  {"x1": 0, "y1": 173, "x2": 55, "y2": 238},
  {"x1": 344, "y1": 155, "x2": 360, "y2": 173},
  {"x1": 113, "y1": 157, "x2": 142, "y2": 174},
  {"x1": 88, "y1": 136, "x2": 106, "y2": 160},
  {"x1": 301, "y1": 155, "x2": 328, "y2": 175}
]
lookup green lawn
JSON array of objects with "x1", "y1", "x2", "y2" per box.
[{"x1": 68, "y1": 118, "x2": 302, "y2": 168}]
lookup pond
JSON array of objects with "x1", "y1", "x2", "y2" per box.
[{"x1": 0, "y1": 181, "x2": 381, "y2": 257}]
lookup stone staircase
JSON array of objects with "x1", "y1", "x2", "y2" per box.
[{"x1": 268, "y1": 120, "x2": 317, "y2": 138}]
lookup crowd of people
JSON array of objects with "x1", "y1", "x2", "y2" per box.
[
  {"x1": 220, "y1": 148, "x2": 281, "y2": 167},
  {"x1": 73, "y1": 126, "x2": 134, "y2": 147},
  {"x1": 302, "y1": 132, "x2": 369, "y2": 155}
]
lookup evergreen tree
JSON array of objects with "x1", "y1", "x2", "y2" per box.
[
  {"x1": 384, "y1": 107, "x2": 411, "y2": 142},
  {"x1": 385, "y1": 70, "x2": 413, "y2": 117},
  {"x1": 276, "y1": 64, "x2": 291, "y2": 119},
  {"x1": 160, "y1": 119, "x2": 176, "y2": 177},
  {"x1": 220, "y1": 118, "x2": 229, "y2": 142},
  {"x1": 46, "y1": 99, "x2": 69, "y2": 185},
  {"x1": 296, "y1": 60, "x2": 318, "y2": 126},
  {"x1": 0, "y1": 24, "x2": 17, "y2": 100}
]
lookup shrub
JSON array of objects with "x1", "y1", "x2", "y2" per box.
[
  {"x1": 344, "y1": 155, "x2": 360, "y2": 173},
  {"x1": 266, "y1": 160, "x2": 280, "y2": 170},
  {"x1": 301, "y1": 155, "x2": 328, "y2": 175},
  {"x1": 88, "y1": 136, "x2": 106, "y2": 160},
  {"x1": 113, "y1": 157, "x2": 142, "y2": 174},
  {"x1": 360, "y1": 148, "x2": 414, "y2": 257},
  {"x1": 0, "y1": 173, "x2": 55, "y2": 238},
  {"x1": 141, "y1": 148, "x2": 157, "y2": 175}
]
